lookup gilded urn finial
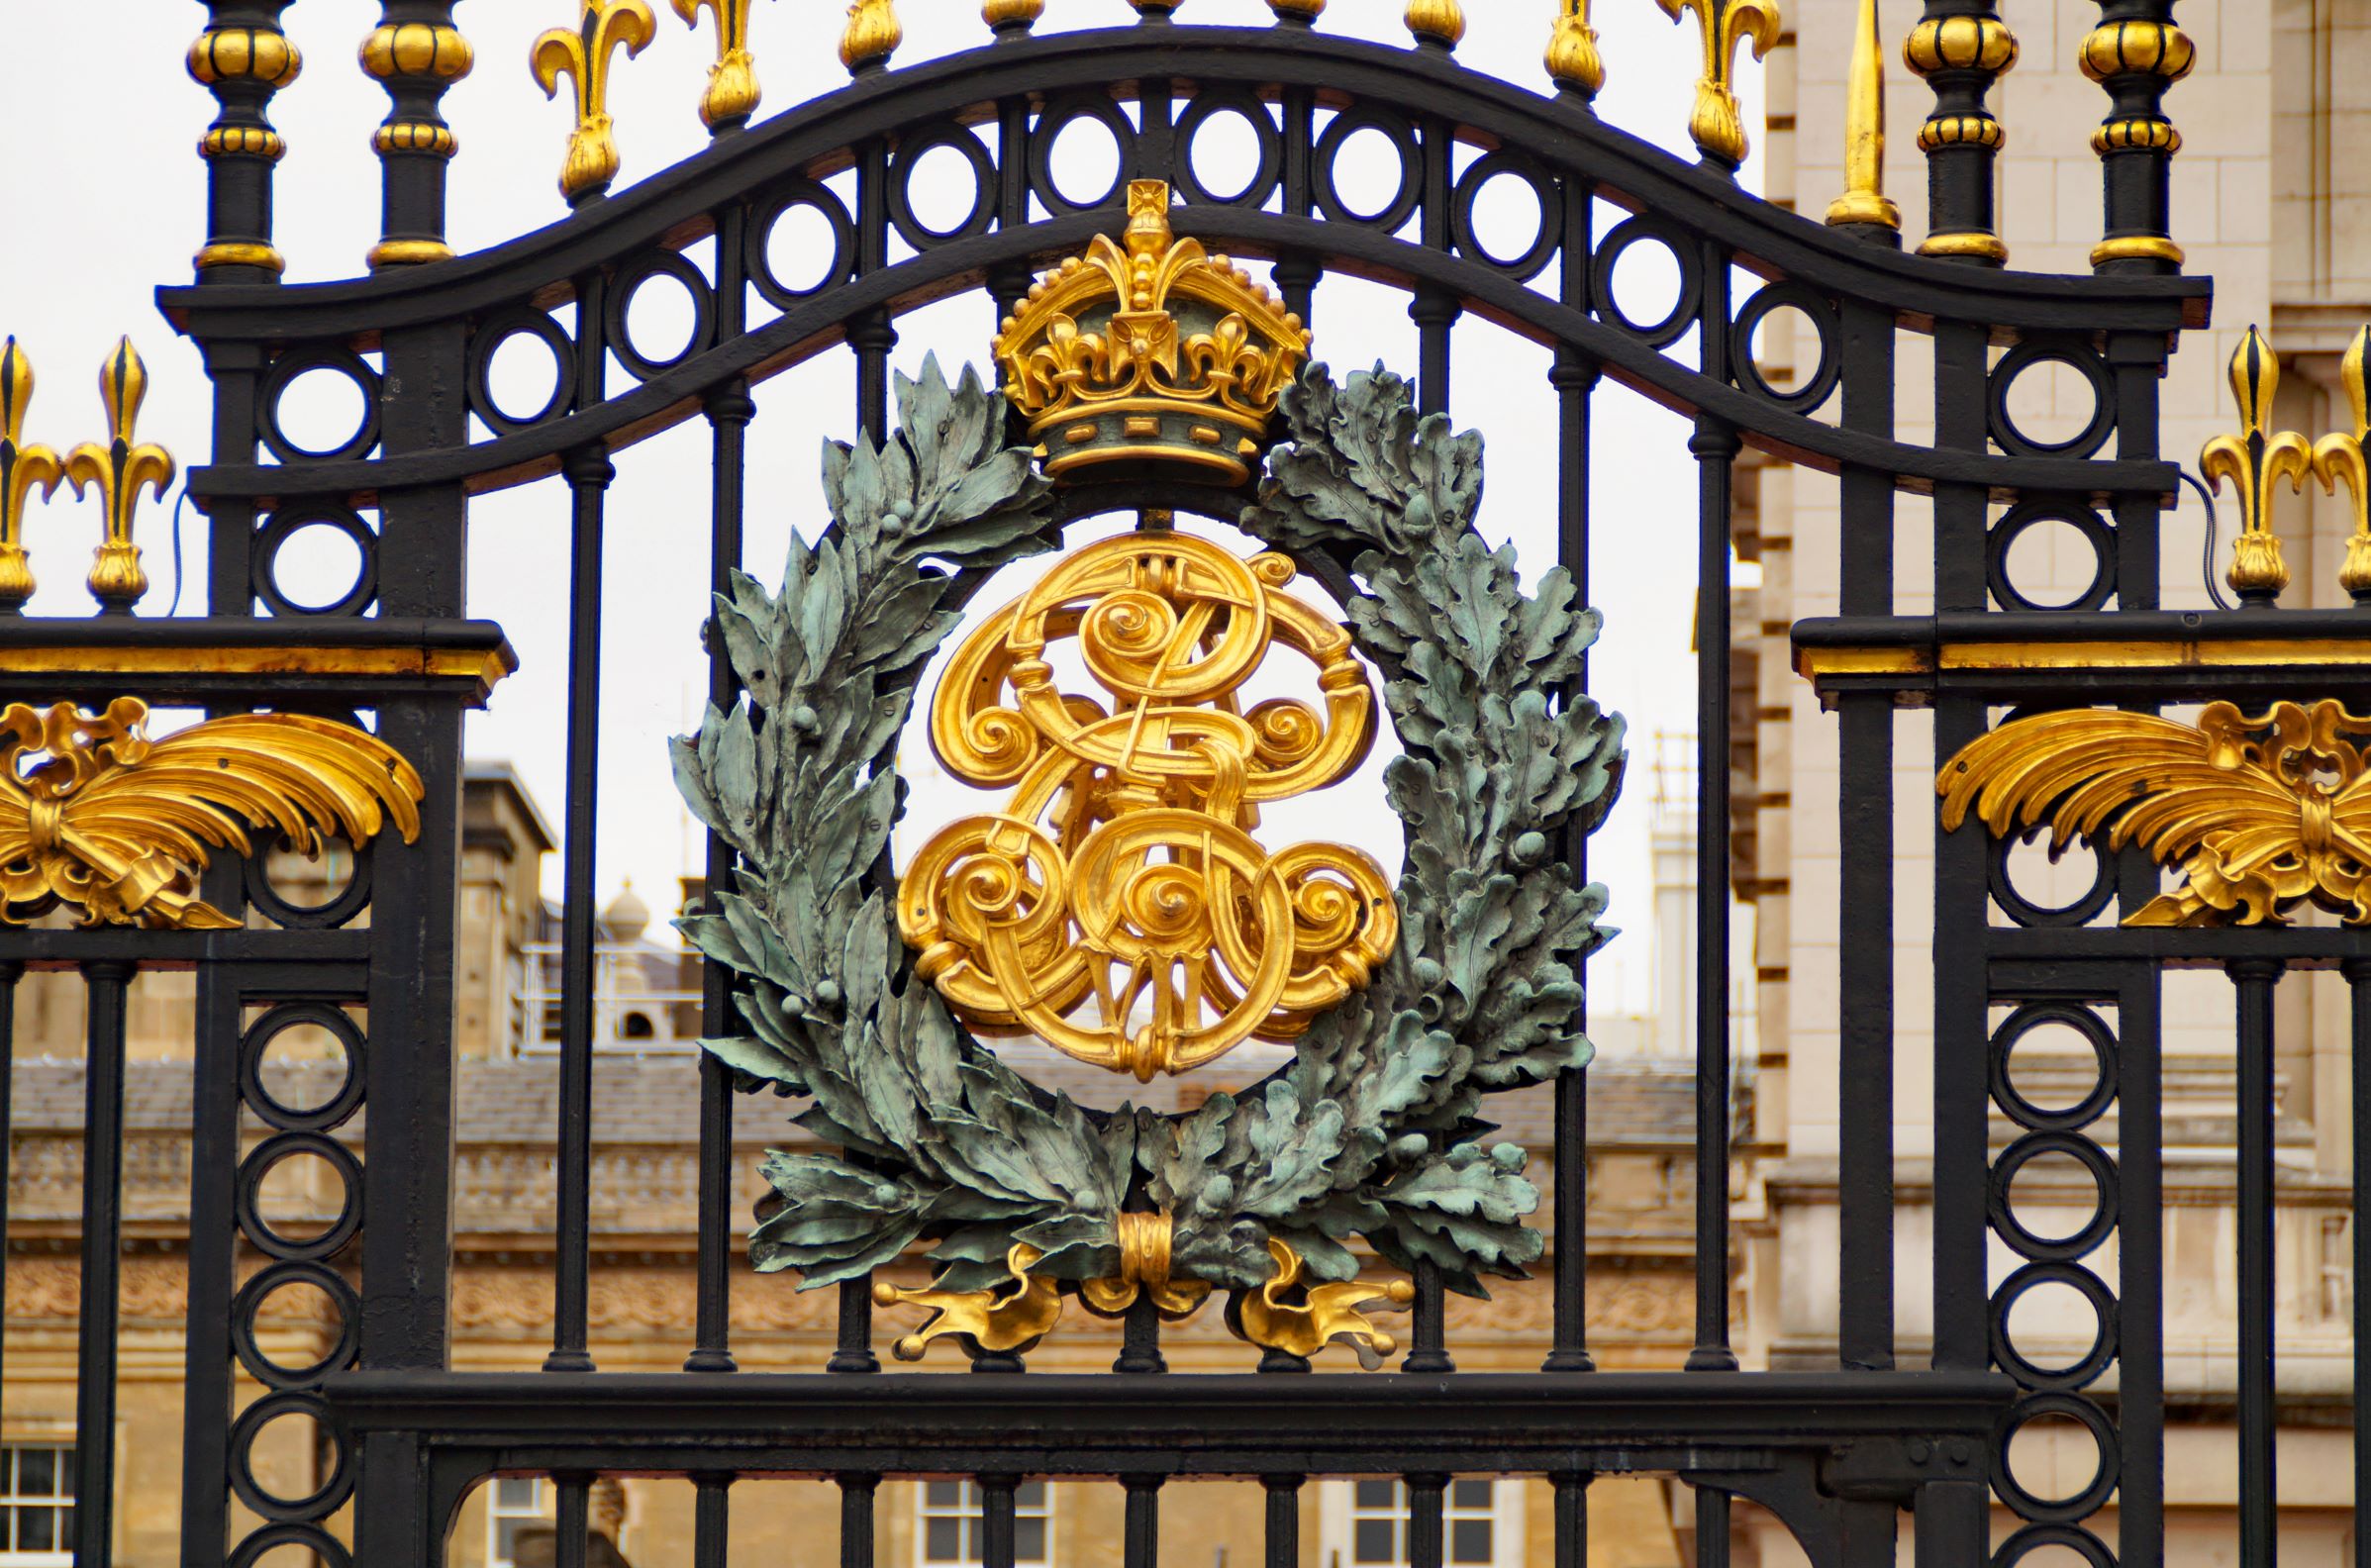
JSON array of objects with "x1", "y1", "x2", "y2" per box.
[
  {"x1": 2201, "y1": 326, "x2": 2312, "y2": 605},
  {"x1": 1406, "y1": 0, "x2": 1465, "y2": 49},
  {"x1": 840, "y1": 0, "x2": 901, "y2": 72},
  {"x1": 0, "y1": 340, "x2": 61, "y2": 614},
  {"x1": 2316, "y1": 327, "x2": 2371, "y2": 602},
  {"x1": 532, "y1": 0, "x2": 660, "y2": 204},
  {"x1": 991, "y1": 182, "x2": 1309, "y2": 485},
  {"x1": 1546, "y1": 0, "x2": 1606, "y2": 97},
  {"x1": 672, "y1": 0, "x2": 760, "y2": 131},
  {"x1": 62, "y1": 340, "x2": 173, "y2": 616}
]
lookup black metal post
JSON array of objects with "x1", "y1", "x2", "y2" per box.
[
  {"x1": 2082, "y1": 0, "x2": 2190, "y2": 273},
  {"x1": 1407, "y1": 1474, "x2": 1444, "y2": 1568},
  {"x1": 2347, "y1": 957, "x2": 2371, "y2": 1568},
  {"x1": 2231, "y1": 956, "x2": 2283, "y2": 1568},
  {"x1": 1553, "y1": 1473, "x2": 1589, "y2": 1568},
  {"x1": 0, "y1": 961, "x2": 13, "y2": 1421},
  {"x1": 361, "y1": 3, "x2": 470, "y2": 269},
  {"x1": 840, "y1": 1474, "x2": 879, "y2": 1568},
  {"x1": 189, "y1": 1, "x2": 298, "y2": 281},
  {"x1": 983, "y1": 1474, "x2": 1018, "y2": 1568},
  {"x1": 1263, "y1": 1475, "x2": 1301, "y2": 1568},
  {"x1": 1123, "y1": 1475, "x2": 1160, "y2": 1568},
  {"x1": 1904, "y1": 0, "x2": 2017, "y2": 264},
  {"x1": 75, "y1": 961, "x2": 134, "y2": 1568},
  {"x1": 548, "y1": 440, "x2": 616, "y2": 1375}
]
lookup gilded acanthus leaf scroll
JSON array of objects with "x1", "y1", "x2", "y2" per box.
[{"x1": 1938, "y1": 699, "x2": 2371, "y2": 926}]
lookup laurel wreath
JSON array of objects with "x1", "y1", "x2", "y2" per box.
[{"x1": 673, "y1": 356, "x2": 1626, "y2": 1299}]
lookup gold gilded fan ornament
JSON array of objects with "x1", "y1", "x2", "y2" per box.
[
  {"x1": 0, "y1": 698, "x2": 424, "y2": 931},
  {"x1": 897, "y1": 532, "x2": 1398, "y2": 1082},
  {"x1": 1938, "y1": 699, "x2": 2371, "y2": 927}
]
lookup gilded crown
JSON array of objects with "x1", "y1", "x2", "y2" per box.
[{"x1": 993, "y1": 181, "x2": 1310, "y2": 485}]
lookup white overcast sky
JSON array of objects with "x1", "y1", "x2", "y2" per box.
[{"x1": 0, "y1": 0, "x2": 1762, "y2": 1016}]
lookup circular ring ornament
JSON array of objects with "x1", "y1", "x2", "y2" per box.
[
  {"x1": 1987, "y1": 831, "x2": 2116, "y2": 929},
  {"x1": 890, "y1": 122, "x2": 997, "y2": 249},
  {"x1": 1989, "y1": 1259, "x2": 2118, "y2": 1392},
  {"x1": 1986, "y1": 501, "x2": 2116, "y2": 613},
  {"x1": 238, "y1": 1003, "x2": 368, "y2": 1132},
  {"x1": 1991, "y1": 1393, "x2": 2121, "y2": 1524},
  {"x1": 252, "y1": 504, "x2": 379, "y2": 619},
  {"x1": 673, "y1": 357, "x2": 1623, "y2": 1321},
  {"x1": 604, "y1": 247, "x2": 716, "y2": 381},
  {"x1": 1449, "y1": 153, "x2": 1560, "y2": 281},
  {"x1": 1989, "y1": 342, "x2": 2117, "y2": 459},
  {"x1": 1988, "y1": 1002, "x2": 2117, "y2": 1132},
  {"x1": 1989, "y1": 1525, "x2": 2118, "y2": 1568},
  {"x1": 1729, "y1": 283, "x2": 1842, "y2": 413},
  {"x1": 1592, "y1": 217, "x2": 1702, "y2": 349},
  {"x1": 232, "y1": 1259, "x2": 363, "y2": 1389},
  {"x1": 466, "y1": 308, "x2": 574, "y2": 435},
  {"x1": 748, "y1": 180, "x2": 856, "y2": 309},
  {"x1": 1175, "y1": 92, "x2": 1284, "y2": 209},
  {"x1": 257, "y1": 348, "x2": 383, "y2": 465},
  {"x1": 1313, "y1": 110, "x2": 1422, "y2": 232},
  {"x1": 236, "y1": 1130, "x2": 363, "y2": 1262},
  {"x1": 230, "y1": 1524, "x2": 354, "y2": 1568},
  {"x1": 228, "y1": 1391, "x2": 354, "y2": 1520},
  {"x1": 1029, "y1": 94, "x2": 1140, "y2": 216},
  {"x1": 1988, "y1": 1130, "x2": 2120, "y2": 1263}
]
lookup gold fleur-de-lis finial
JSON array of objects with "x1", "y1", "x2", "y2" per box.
[
  {"x1": 2201, "y1": 326, "x2": 2313, "y2": 605},
  {"x1": 840, "y1": 0, "x2": 901, "y2": 72},
  {"x1": 1656, "y1": 0, "x2": 1782, "y2": 168},
  {"x1": 1823, "y1": 0, "x2": 1899, "y2": 230},
  {"x1": 0, "y1": 340, "x2": 61, "y2": 615},
  {"x1": 2314, "y1": 326, "x2": 2371, "y2": 603},
  {"x1": 671, "y1": 0, "x2": 759, "y2": 131},
  {"x1": 532, "y1": 0, "x2": 660, "y2": 204},
  {"x1": 1546, "y1": 0, "x2": 1606, "y2": 97},
  {"x1": 62, "y1": 340, "x2": 174, "y2": 616}
]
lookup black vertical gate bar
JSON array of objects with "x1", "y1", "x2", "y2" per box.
[
  {"x1": 1922, "y1": 317, "x2": 1994, "y2": 1568},
  {"x1": 982, "y1": 1475, "x2": 1017, "y2": 1568},
  {"x1": 1402, "y1": 103, "x2": 1459, "y2": 1377},
  {"x1": 2347, "y1": 957, "x2": 2371, "y2": 1568},
  {"x1": 1123, "y1": 1477, "x2": 1159, "y2": 1568},
  {"x1": 1546, "y1": 169, "x2": 1598, "y2": 1375},
  {"x1": 689, "y1": 197, "x2": 753, "y2": 1380},
  {"x1": 1694, "y1": 1487, "x2": 1729, "y2": 1568},
  {"x1": 548, "y1": 431, "x2": 616, "y2": 1375},
  {"x1": 840, "y1": 1473, "x2": 879, "y2": 1568},
  {"x1": 1406, "y1": 1474, "x2": 1444, "y2": 1568},
  {"x1": 557, "y1": 1475, "x2": 591, "y2": 1568},
  {"x1": 694, "y1": 1476, "x2": 731, "y2": 1568},
  {"x1": 1688, "y1": 237, "x2": 1738, "y2": 1377},
  {"x1": 0, "y1": 960, "x2": 13, "y2": 1421},
  {"x1": 1274, "y1": 83, "x2": 1319, "y2": 323},
  {"x1": 1263, "y1": 1476, "x2": 1302, "y2": 1568},
  {"x1": 2116, "y1": 962, "x2": 2163, "y2": 1568},
  {"x1": 834, "y1": 132, "x2": 895, "y2": 1376},
  {"x1": 178, "y1": 852, "x2": 244, "y2": 1568},
  {"x1": 2231, "y1": 957, "x2": 2283, "y2": 1568},
  {"x1": 1836, "y1": 294, "x2": 1896, "y2": 1387},
  {"x1": 990, "y1": 91, "x2": 1032, "y2": 320},
  {"x1": 1553, "y1": 1473, "x2": 1588, "y2": 1568},
  {"x1": 74, "y1": 961, "x2": 133, "y2": 1568}
]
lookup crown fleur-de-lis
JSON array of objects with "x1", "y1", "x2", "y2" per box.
[
  {"x1": 671, "y1": 0, "x2": 759, "y2": 131},
  {"x1": 2314, "y1": 327, "x2": 2371, "y2": 604},
  {"x1": 62, "y1": 340, "x2": 173, "y2": 616},
  {"x1": 1546, "y1": 0, "x2": 1606, "y2": 98},
  {"x1": 1656, "y1": 0, "x2": 1782, "y2": 168},
  {"x1": 840, "y1": 0, "x2": 901, "y2": 73},
  {"x1": 0, "y1": 340, "x2": 62, "y2": 615},
  {"x1": 532, "y1": 0, "x2": 659, "y2": 204},
  {"x1": 2201, "y1": 326, "x2": 2313, "y2": 605}
]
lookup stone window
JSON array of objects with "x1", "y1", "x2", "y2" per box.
[
  {"x1": 0, "y1": 1445, "x2": 71, "y2": 1568},
  {"x1": 916, "y1": 1480, "x2": 1051, "y2": 1567}
]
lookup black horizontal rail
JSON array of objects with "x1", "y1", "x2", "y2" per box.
[
  {"x1": 0, "y1": 927, "x2": 368, "y2": 973},
  {"x1": 330, "y1": 1369, "x2": 2014, "y2": 1470},
  {"x1": 0, "y1": 616, "x2": 516, "y2": 706}
]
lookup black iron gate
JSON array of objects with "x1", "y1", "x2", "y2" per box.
[{"x1": 24, "y1": 2, "x2": 2353, "y2": 1567}]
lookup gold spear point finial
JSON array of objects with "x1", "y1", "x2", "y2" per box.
[
  {"x1": 2313, "y1": 326, "x2": 2371, "y2": 602},
  {"x1": 672, "y1": 0, "x2": 760, "y2": 131},
  {"x1": 1824, "y1": 0, "x2": 1899, "y2": 230},
  {"x1": 1406, "y1": 0, "x2": 1465, "y2": 49},
  {"x1": 0, "y1": 339, "x2": 61, "y2": 614},
  {"x1": 1657, "y1": 0, "x2": 1783, "y2": 169},
  {"x1": 1547, "y1": 0, "x2": 1606, "y2": 97},
  {"x1": 62, "y1": 339, "x2": 173, "y2": 616},
  {"x1": 840, "y1": 0, "x2": 901, "y2": 72},
  {"x1": 2202, "y1": 326, "x2": 2311, "y2": 604},
  {"x1": 532, "y1": 0, "x2": 659, "y2": 204}
]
